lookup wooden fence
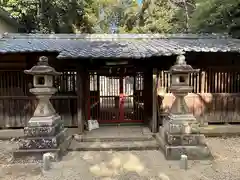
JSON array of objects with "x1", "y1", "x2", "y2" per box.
[
  {"x1": 0, "y1": 96, "x2": 78, "y2": 128},
  {"x1": 157, "y1": 67, "x2": 240, "y2": 124},
  {"x1": 0, "y1": 70, "x2": 78, "y2": 128},
  {"x1": 1, "y1": 67, "x2": 240, "y2": 128},
  {"x1": 158, "y1": 67, "x2": 240, "y2": 93}
]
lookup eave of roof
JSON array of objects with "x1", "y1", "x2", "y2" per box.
[
  {"x1": 0, "y1": 33, "x2": 231, "y2": 40},
  {"x1": 0, "y1": 33, "x2": 239, "y2": 59}
]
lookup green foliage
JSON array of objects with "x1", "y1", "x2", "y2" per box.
[
  {"x1": 170, "y1": 0, "x2": 196, "y2": 33},
  {"x1": 139, "y1": 0, "x2": 175, "y2": 33},
  {"x1": 95, "y1": 0, "x2": 139, "y2": 33},
  {"x1": 0, "y1": 0, "x2": 239, "y2": 37},
  {"x1": 120, "y1": 0, "x2": 176, "y2": 33},
  {"x1": 0, "y1": 0, "x2": 99, "y2": 33},
  {"x1": 190, "y1": 0, "x2": 240, "y2": 36}
]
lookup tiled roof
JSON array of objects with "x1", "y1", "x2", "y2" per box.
[{"x1": 0, "y1": 33, "x2": 239, "y2": 59}]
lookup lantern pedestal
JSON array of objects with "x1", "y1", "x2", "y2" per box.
[
  {"x1": 20, "y1": 115, "x2": 67, "y2": 150},
  {"x1": 157, "y1": 114, "x2": 212, "y2": 160}
]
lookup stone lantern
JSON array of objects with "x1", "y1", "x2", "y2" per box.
[
  {"x1": 157, "y1": 55, "x2": 212, "y2": 160},
  {"x1": 14, "y1": 56, "x2": 70, "y2": 160},
  {"x1": 169, "y1": 54, "x2": 198, "y2": 115}
]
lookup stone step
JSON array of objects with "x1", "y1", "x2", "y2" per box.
[
  {"x1": 73, "y1": 134, "x2": 154, "y2": 142},
  {"x1": 68, "y1": 139, "x2": 159, "y2": 151}
]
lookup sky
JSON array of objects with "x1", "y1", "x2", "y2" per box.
[{"x1": 137, "y1": 0, "x2": 142, "y2": 4}]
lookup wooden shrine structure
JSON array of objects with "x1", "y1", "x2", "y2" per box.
[{"x1": 0, "y1": 33, "x2": 240, "y2": 133}]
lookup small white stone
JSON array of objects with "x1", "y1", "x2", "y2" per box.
[
  {"x1": 42, "y1": 153, "x2": 55, "y2": 171},
  {"x1": 158, "y1": 173, "x2": 170, "y2": 180},
  {"x1": 184, "y1": 124, "x2": 191, "y2": 134},
  {"x1": 180, "y1": 154, "x2": 188, "y2": 170}
]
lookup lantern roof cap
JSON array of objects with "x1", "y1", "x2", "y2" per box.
[
  {"x1": 24, "y1": 56, "x2": 61, "y2": 75},
  {"x1": 169, "y1": 55, "x2": 199, "y2": 73}
]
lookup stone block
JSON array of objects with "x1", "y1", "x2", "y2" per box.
[
  {"x1": 165, "y1": 133, "x2": 206, "y2": 146},
  {"x1": 168, "y1": 114, "x2": 197, "y2": 122},
  {"x1": 24, "y1": 122, "x2": 64, "y2": 137},
  {"x1": 181, "y1": 134, "x2": 205, "y2": 145},
  {"x1": 191, "y1": 123, "x2": 200, "y2": 134},
  {"x1": 165, "y1": 132, "x2": 181, "y2": 145},
  {"x1": 13, "y1": 136, "x2": 72, "y2": 161},
  {"x1": 19, "y1": 129, "x2": 67, "y2": 149},
  {"x1": 164, "y1": 119, "x2": 200, "y2": 134},
  {"x1": 27, "y1": 114, "x2": 62, "y2": 127},
  {"x1": 164, "y1": 145, "x2": 212, "y2": 160},
  {"x1": 156, "y1": 129, "x2": 212, "y2": 160}
]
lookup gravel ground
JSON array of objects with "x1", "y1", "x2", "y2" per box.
[{"x1": 0, "y1": 137, "x2": 240, "y2": 180}]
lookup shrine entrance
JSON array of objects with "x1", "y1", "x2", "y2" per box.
[{"x1": 89, "y1": 67, "x2": 144, "y2": 124}]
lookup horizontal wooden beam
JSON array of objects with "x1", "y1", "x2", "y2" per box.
[
  {"x1": 0, "y1": 62, "x2": 26, "y2": 68},
  {"x1": 0, "y1": 96, "x2": 77, "y2": 99}
]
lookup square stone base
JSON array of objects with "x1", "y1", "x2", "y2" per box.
[
  {"x1": 19, "y1": 128, "x2": 67, "y2": 149},
  {"x1": 24, "y1": 114, "x2": 64, "y2": 137},
  {"x1": 163, "y1": 114, "x2": 200, "y2": 134},
  {"x1": 13, "y1": 112, "x2": 72, "y2": 161},
  {"x1": 27, "y1": 114, "x2": 62, "y2": 127},
  {"x1": 13, "y1": 135, "x2": 72, "y2": 161},
  {"x1": 24, "y1": 122, "x2": 64, "y2": 137},
  {"x1": 165, "y1": 132, "x2": 206, "y2": 146},
  {"x1": 156, "y1": 127, "x2": 213, "y2": 160}
]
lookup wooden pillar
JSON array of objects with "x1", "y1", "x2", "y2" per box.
[
  {"x1": 143, "y1": 69, "x2": 153, "y2": 129},
  {"x1": 143, "y1": 72, "x2": 148, "y2": 124},
  {"x1": 76, "y1": 66, "x2": 87, "y2": 133},
  {"x1": 152, "y1": 68, "x2": 158, "y2": 133},
  {"x1": 85, "y1": 69, "x2": 90, "y2": 121}
]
